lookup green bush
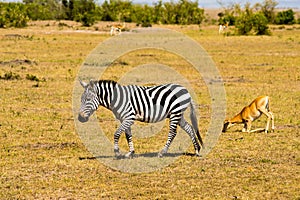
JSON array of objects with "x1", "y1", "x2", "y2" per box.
[
  {"x1": 235, "y1": 5, "x2": 253, "y2": 35},
  {"x1": 255, "y1": 0, "x2": 278, "y2": 24},
  {"x1": 0, "y1": 71, "x2": 21, "y2": 80},
  {"x1": 159, "y1": 0, "x2": 204, "y2": 25},
  {"x1": 252, "y1": 12, "x2": 270, "y2": 35},
  {"x1": 275, "y1": 9, "x2": 296, "y2": 25},
  {"x1": 236, "y1": 11, "x2": 270, "y2": 35},
  {"x1": 219, "y1": 2, "x2": 271, "y2": 36},
  {"x1": 0, "y1": 2, "x2": 29, "y2": 28},
  {"x1": 25, "y1": 3, "x2": 56, "y2": 20},
  {"x1": 26, "y1": 74, "x2": 40, "y2": 82},
  {"x1": 100, "y1": 0, "x2": 204, "y2": 25}
]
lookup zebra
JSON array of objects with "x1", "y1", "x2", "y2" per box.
[{"x1": 78, "y1": 79, "x2": 204, "y2": 158}]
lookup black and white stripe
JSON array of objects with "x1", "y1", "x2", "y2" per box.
[{"x1": 78, "y1": 79, "x2": 203, "y2": 158}]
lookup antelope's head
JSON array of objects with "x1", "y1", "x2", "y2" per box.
[
  {"x1": 78, "y1": 79, "x2": 98, "y2": 123},
  {"x1": 222, "y1": 120, "x2": 235, "y2": 132}
]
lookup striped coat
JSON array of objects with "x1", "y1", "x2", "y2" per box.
[{"x1": 78, "y1": 80, "x2": 203, "y2": 158}]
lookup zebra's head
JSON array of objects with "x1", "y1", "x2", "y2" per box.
[{"x1": 78, "y1": 79, "x2": 98, "y2": 123}]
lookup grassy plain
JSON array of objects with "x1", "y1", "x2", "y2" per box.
[{"x1": 0, "y1": 21, "x2": 299, "y2": 199}]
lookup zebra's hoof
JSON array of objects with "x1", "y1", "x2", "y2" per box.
[
  {"x1": 158, "y1": 148, "x2": 167, "y2": 158},
  {"x1": 195, "y1": 153, "x2": 202, "y2": 157},
  {"x1": 115, "y1": 154, "x2": 123, "y2": 159},
  {"x1": 114, "y1": 150, "x2": 123, "y2": 159},
  {"x1": 125, "y1": 151, "x2": 134, "y2": 159}
]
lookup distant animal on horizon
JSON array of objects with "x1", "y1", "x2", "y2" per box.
[
  {"x1": 219, "y1": 22, "x2": 229, "y2": 34},
  {"x1": 78, "y1": 79, "x2": 204, "y2": 158},
  {"x1": 222, "y1": 96, "x2": 275, "y2": 133},
  {"x1": 110, "y1": 22, "x2": 126, "y2": 36}
]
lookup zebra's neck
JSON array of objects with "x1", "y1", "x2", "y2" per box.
[{"x1": 95, "y1": 80, "x2": 117, "y2": 109}]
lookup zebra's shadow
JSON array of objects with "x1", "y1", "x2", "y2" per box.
[{"x1": 79, "y1": 152, "x2": 197, "y2": 160}]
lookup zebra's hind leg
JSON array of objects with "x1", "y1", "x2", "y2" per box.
[
  {"x1": 124, "y1": 128, "x2": 135, "y2": 159},
  {"x1": 179, "y1": 118, "x2": 201, "y2": 157},
  {"x1": 158, "y1": 114, "x2": 180, "y2": 158}
]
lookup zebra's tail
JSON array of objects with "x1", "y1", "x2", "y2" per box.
[{"x1": 190, "y1": 100, "x2": 204, "y2": 147}]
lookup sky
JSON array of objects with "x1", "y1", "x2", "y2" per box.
[{"x1": 2, "y1": 0, "x2": 299, "y2": 8}]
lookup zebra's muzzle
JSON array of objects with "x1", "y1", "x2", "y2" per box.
[{"x1": 78, "y1": 112, "x2": 89, "y2": 123}]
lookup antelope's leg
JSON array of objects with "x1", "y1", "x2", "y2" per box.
[
  {"x1": 269, "y1": 111, "x2": 275, "y2": 131},
  {"x1": 243, "y1": 120, "x2": 252, "y2": 133},
  {"x1": 259, "y1": 108, "x2": 273, "y2": 133}
]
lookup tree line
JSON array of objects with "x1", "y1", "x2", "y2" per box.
[
  {"x1": 217, "y1": 0, "x2": 299, "y2": 35},
  {"x1": 0, "y1": 0, "x2": 204, "y2": 27},
  {"x1": 0, "y1": 0, "x2": 299, "y2": 35}
]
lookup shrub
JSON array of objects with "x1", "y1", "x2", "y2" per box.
[
  {"x1": 0, "y1": 2, "x2": 29, "y2": 28},
  {"x1": 275, "y1": 9, "x2": 296, "y2": 25},
  {"x1": 219, "y1": 2, "x2": 271, "y2": 35},
  {"x1": 235, "y1": 4, "x2": 254, "y2": 35},
  {"x1": 236, "y1": 11, "x2": 270, "y2": 35},
  {"x1": 25, "y1": 3, "x2": 55, "y2": 20},
  {"x1": 0, "y1": 71, "x2": 21, "y2": 80},
  {"x1": 255, "y1": 0, "x2": 278, "y2": 24},
  {"x1": 26, "y1": 74, "x2": 40, "y2": 82},
  {"x1": 160, "y1": 0, "x2": 204, "y2": 25},
  {"x1": 252, "y1": 12, "x2": 271, "y2": 35}
]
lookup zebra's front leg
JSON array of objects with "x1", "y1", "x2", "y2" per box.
[
  {"x1": 114, "y1": 120, "x2": 134, "y2": 158},
  {"x1": 124, "y1": 128, "x2": 135, "y2": 159},
  {"x1": 113, "y1": 129, "x2": 122, "y2": 158}
]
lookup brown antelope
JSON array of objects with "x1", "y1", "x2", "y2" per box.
[
  {"x1": 110, "y1": 22, "x2": 126, "y2": 36},
  {"x1": 223, "y1": 96, "x2": 274, "y2": 133},
  {"x1": 219, "y1": 22, "x2": 229, "y2": 34}
]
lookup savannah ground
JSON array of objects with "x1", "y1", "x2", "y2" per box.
[{"x1": 0, "y1": 20, "x2": 299, "y2": 199}]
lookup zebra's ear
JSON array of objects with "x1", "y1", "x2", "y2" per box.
[
  {"x1": 89, "y1": 79, "x2": 97, "y2": 91},
  {"x1": 79, "y1": 78, "x2": 88, "y2": 88},
  {"x1": 89, "y1": 79, "x2": 95, "y2": 86}
]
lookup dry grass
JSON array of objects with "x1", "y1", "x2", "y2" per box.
[{"x1": 0, "y1": 22, "x2": 299, "y2": 199}]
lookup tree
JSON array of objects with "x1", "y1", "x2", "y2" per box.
[
  {"x1": 176, "y1": 0, "x2": 204, "y2": 25},
  {"x1": 252, "y1": 12, "x2": 270, "y2": 35},
  {"x1": 0, "y1": 2, "x2": 29, "y2": 28},
  {"x1": 218, "y1": 2, "x2": 271, "y2": 35},
  {"x1": 71, "y1": 0, "x2": 101, "y2": 26},
  {"x1": 25, "y1": 2, "x2": 56, "y2": 20},
  {"x1": 235, "y1": 3, "x2": 253, "y2": 35},
  {"x1": 159, "y1": 0, "x2": 204, "y2": 25},
  {"x1": 5, "y1": 0, "x2": 206, "y2": 27},
  {"x1": 101, "y1": 0, "x2": 133, "y2": 22},
  {"x1": 275, "y1": 9, "x2": 295, "y2": 25},
  {"x1": 254, "y1": 0, "x2": 278, "y2": 23}
]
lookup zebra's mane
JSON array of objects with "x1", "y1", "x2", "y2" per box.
[
  {"x1": 95, "y1": 80, "x2": 118, "y2": 87},
  {"x1": 94, "y1": 80, "x2": 158, "y2": 89}
]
